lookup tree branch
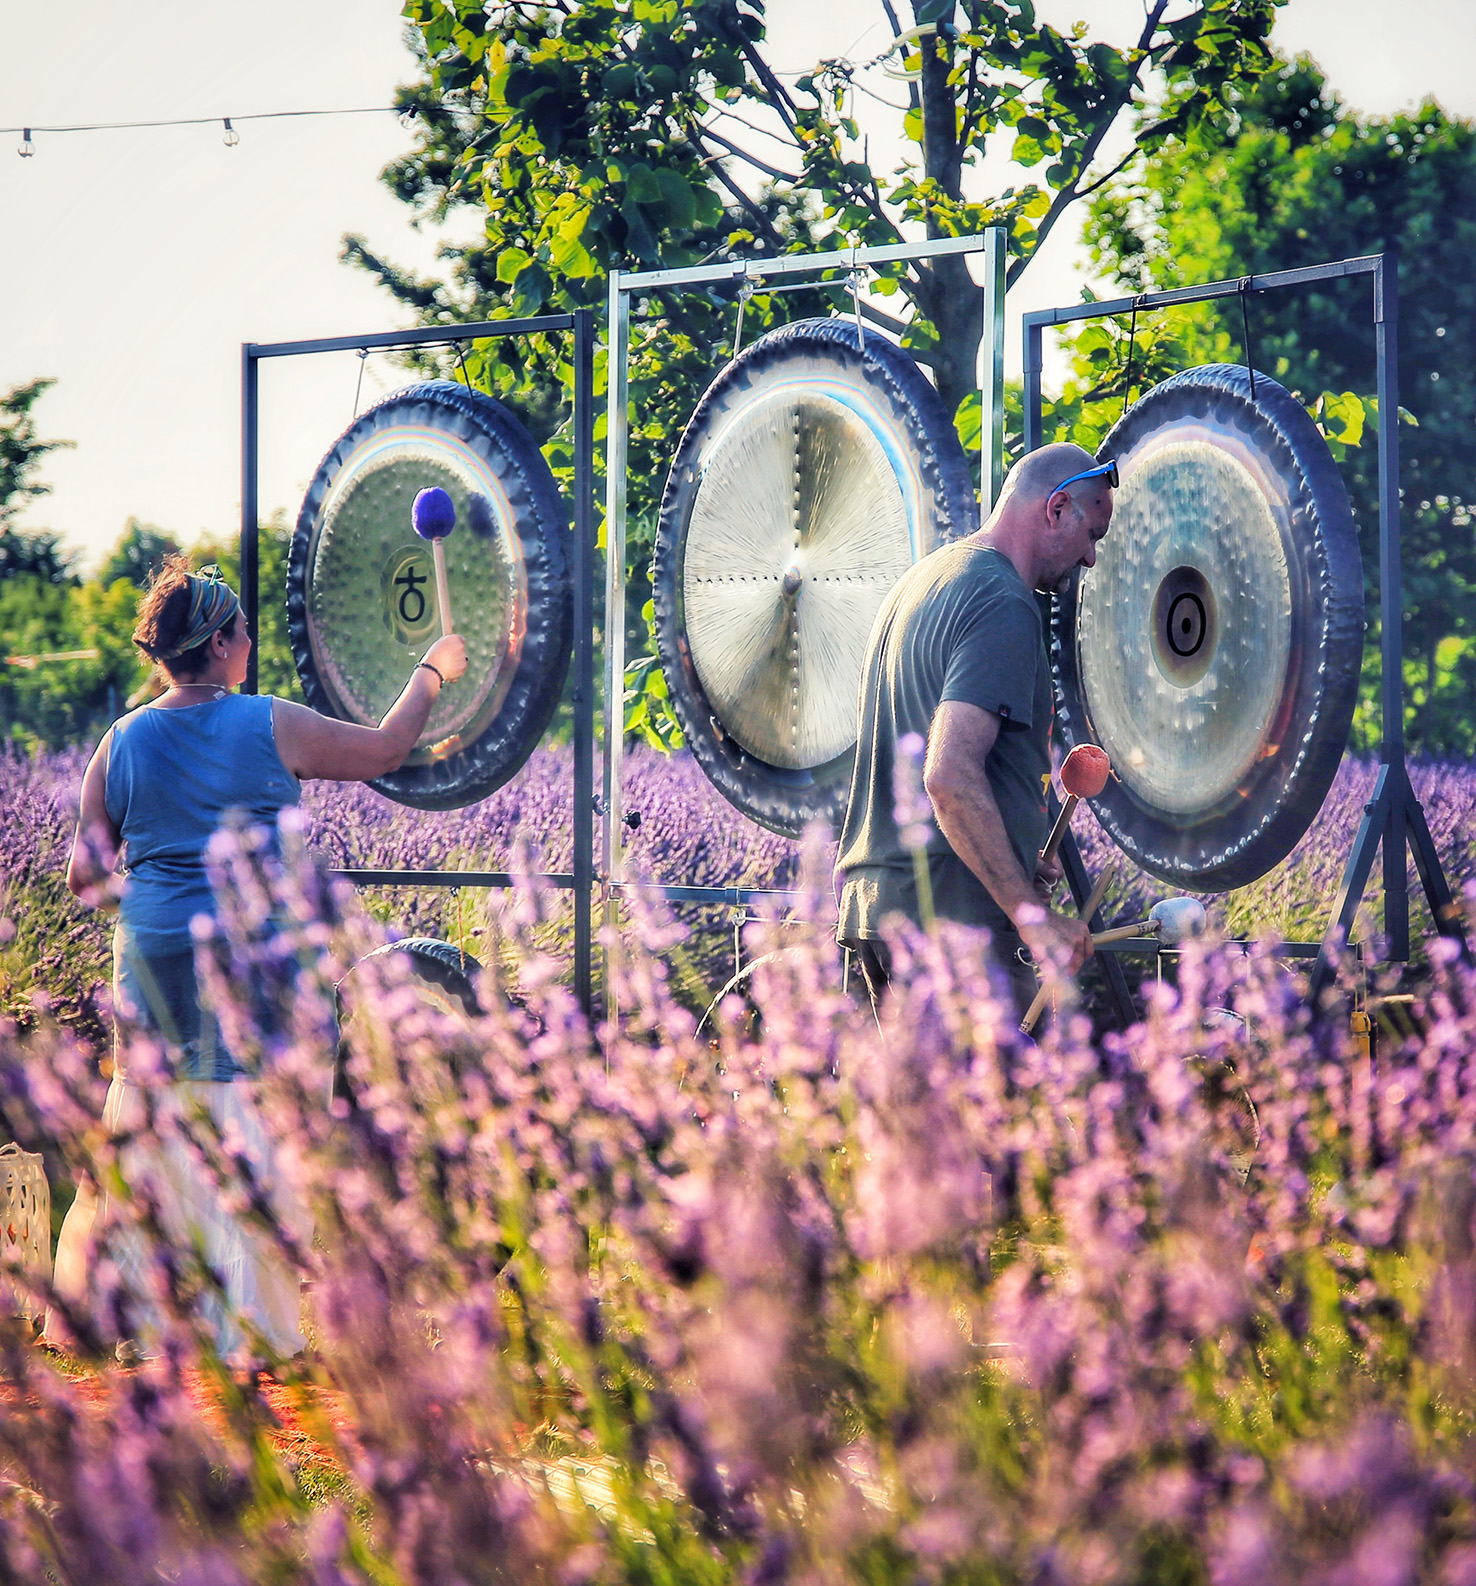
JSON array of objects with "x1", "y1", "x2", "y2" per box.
[
  {"x1": 878, "y1": 0, "x2": 920, "y2": 114},
  {"x1": 697, "y1": 125, "x2": 800, "y2": 183},
  {"x1": 1005, "y1": 0, "x2": 1171, "y2": 288}
]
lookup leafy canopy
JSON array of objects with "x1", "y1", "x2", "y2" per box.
[{"x1": 360, "y1": 0, "x2": 1281, "y2": 745}]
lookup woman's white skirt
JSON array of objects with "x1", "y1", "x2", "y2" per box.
[{"x1": 50, "y1": 1074, "x2": 307, "y2": 1360}]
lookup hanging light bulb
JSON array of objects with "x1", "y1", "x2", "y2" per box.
[
  {"x1": 222, "y1": 117, "x2": 239, "y2": 147},
  {"x1": 17, "y1": 128, "x2": 34, "y2": 158}
]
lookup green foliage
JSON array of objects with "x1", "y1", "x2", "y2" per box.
[
  {"x1": 1077, "y1": 53, "x2": 1476, "y2": 754},
  {"x1": 98, "y1": 518, "x2": 182, "y2": 588},
  {"x1": 0, "y1": 516, "x2": 301, "y2": 750},
  {"x1": 0, "y1": 377, "x2": 72, "y2": 532}
]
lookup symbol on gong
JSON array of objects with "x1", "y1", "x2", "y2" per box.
[
  {"x1": 394, "y1": 563, "x2": 429, "y2": 626},
  {"x1": 381, "y1": 547, "x2": 438, "y2": 645}
]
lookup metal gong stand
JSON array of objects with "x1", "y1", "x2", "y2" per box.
[
  {"x1": 602, "y1": 231, "x2": 1008, "y2": 996},
  {"x1": 1023, "y1": 250, "x2": 1465, "y2": 1021},
  {"x1": 240, "y1": 311, "x2": 599, "y2": 1017}
]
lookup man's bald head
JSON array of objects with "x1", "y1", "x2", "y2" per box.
[
  {"x1": 997, "y1": 442, "x2": 1097, "y2": 511},
  {"x1": 979, "y1": 440, "x2": 1114, "y2": 593}
]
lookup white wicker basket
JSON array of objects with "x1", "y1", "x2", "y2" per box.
[{"x1": 0, "y1": 1144, "x2": 51, "y2": 1318}]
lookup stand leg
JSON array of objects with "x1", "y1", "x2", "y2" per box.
[
  {"x1": 1383, "y1": 773, "x2": 1410, "y2": 961},
  {"x1": 1311, "y1": 766, "x2": 1395, "y2": 1005},
  {"x1": 1406, "y1": 792, "x2": 1470, "y2": 954},
  {"x1": 1058, "y1": 823, "x2": 1137, "y2": 1030}
]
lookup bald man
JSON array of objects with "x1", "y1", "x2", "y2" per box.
[{"x1": 835, "y1": 441, "x2": 1115, "y2": 1017}]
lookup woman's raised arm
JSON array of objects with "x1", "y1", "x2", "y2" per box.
[{"x1": 272, "y1": 633, "x2": 467, "y2": 782}]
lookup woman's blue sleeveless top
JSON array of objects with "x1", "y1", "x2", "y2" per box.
[{"x1": 105, "y1": 694, "x2": 301, "y2": 953}]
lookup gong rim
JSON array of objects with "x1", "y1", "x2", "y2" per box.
[
  {"x1": 288, "y1": 381, "x2": 572, "y2": 811},
  {"x1": 1053, "y1": 363, "x2": 1363, "y2": 891},
  {"x1": 653, "y1": 317, "x2": 978, "y2": 837}
]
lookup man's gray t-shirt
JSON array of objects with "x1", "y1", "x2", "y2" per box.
[{"x1": 835, "y1": 543, "x2": 1051, "y2": 941}]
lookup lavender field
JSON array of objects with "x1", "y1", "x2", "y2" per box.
[
  {"x1": 3, "y1": 744, "x2": 1474, "y2": 1043},
  {"x1": 3, "y1": 814, "x2": 1476, "y2": 1580}
]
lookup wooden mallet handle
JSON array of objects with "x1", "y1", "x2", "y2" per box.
[
  {"x1": 431, "y1": 539, "x2": 454, "y2": 638},
  {"x1": 1039, "y1": 796, "x2": 1078, "y2": 866},
  {"x1": 1019, "y1": 862, "x2": 1116, "y2": 1036}
]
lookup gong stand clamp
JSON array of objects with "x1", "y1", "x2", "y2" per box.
[
  {"x1": 1022, "y1": 251, "x2": 1468, "y2": 1021},
  {"x1": 602, "y1": 231, "x2": 1010, "y2": 1006},
  {"x1": 240, "y1": 311, "x2": 600, "y2": 1019}
]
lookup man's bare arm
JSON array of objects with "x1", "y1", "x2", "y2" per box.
[{"x1": 923, "y1": 700, "x2": 1092, "y2": 971}]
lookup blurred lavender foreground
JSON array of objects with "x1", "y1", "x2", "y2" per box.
[{"x1": 1, "y1": 806, "x2": 1476, "y2": 1580}]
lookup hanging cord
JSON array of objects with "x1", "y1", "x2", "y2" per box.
[
  {"x1": 1238, "y1": 276, "x2": 1258, "y2": 402},
  {"x1": 732, "y1": 271, "x2": 755, "y2": 358},
  {"x1": 351, "y1": 348, "x2": 368, "y2": 419},
  {"x1": 1120, "y1": 296, "x2": 1145, "y2": 420},
  {"x1": 847, "y1": 242, "x2": 866, "y2": 353},
  {"x1": 454, "y1": 339, "x2": 475, "y2": 392}
]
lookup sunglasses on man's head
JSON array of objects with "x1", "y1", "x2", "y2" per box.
[{"x1": 1047, "y1": 459, "x2": 1118, "y2": 499}]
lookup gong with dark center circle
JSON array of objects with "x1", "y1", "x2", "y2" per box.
[
  {"x1": 1053, "y1": 363, "x2": 1364, "y2": 891},
  {"x1": 653, "y1": 317, "x2": 979, "y2": 837},
  {"x1": 288, "y1": 381, "x2": 572, "y2": 810}
]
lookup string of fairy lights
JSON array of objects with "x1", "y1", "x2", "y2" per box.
[{"x1": 1, "y1": 23, "x2": 936, "y2": 158}]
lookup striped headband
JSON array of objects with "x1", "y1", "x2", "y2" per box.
[{"x1": 155, "y1": 569, "x2": 241, "y2": 660}]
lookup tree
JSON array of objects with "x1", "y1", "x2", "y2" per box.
[
  {"x1": 0, "y1": 378, "x2": 72, "y2": 533},
  {"x1": 1077, "y1": 55, "x2": 1476, "y2": 754},
  {"x1": 99, "y1": 520, "x2": 182, "y2": 589},
  {"x1": 350, "y1": 0, "x2": 1280, "y2": 739}
]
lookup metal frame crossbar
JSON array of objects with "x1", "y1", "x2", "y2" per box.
[
  {"x1": 602, "y1": 231, "x2": 1008, "y2": 944},
  {"x1": 1021, "y1": 251, "x2": 1465, "y2": 1020},
  {"x1": 240, "y1": 310, "x2": 599, "y2": 1017}
]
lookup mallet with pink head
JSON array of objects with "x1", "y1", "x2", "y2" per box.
[{"x1": 1040, "y1": 743, "x2": 1111, "y2": 865}]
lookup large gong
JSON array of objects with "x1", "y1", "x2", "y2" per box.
[
  {"x1": 652, "y1": 317, "x2": 978, "y2": 836},
  {"x1": 288, "y1": 381, "x2": 572, "y2": 810},
  {"x1": 1053, "y1": 363, "x2": 1363, "y2": 891}
]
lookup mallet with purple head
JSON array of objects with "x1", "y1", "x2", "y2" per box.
[{"x1": 412, "y1": 486, "x2": 457, "y2": 639}]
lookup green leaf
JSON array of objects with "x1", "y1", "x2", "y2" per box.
[
  {"x1": 495, "y1": 246, "x2": 530, "y2": 284},
  {"x1": 510, "y1": 260, "x2": 551, "y2": 315},
  {"x1": 625, "y1": 163, "x2": 662, "y2": 204},
  {"x1": 652, "y1": 167, "x2": 697, "y2": 230}
]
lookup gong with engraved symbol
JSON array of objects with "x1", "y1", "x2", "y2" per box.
[
  {"x1": 288, "y1": 381, "x2": 572, "y2": 811},
  {"x1": 652, "y1": 317, "x2": 979, "y2": 836},
  {"x1": 1053, "y1": 363, "x2": 1364, "y2": 891}
]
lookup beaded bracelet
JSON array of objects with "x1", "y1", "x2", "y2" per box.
[{"x1": 416, "y1": 660, "x2": 445, "y2": 686}]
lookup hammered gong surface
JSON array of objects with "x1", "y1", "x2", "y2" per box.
[
  {"x1": 289, "y1": 381, "x2": 571, "y2": 810},
  {"x1": 1053, "y1": 364, "x2": 1363, "y2": 891},
  {"x1": 682, "y1": 389, "x2": 913, "y2": 770},
  {"x1": 654, "y1": 318, "x2": 978, "y2": 837}
]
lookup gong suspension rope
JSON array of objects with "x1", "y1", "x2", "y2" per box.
[
  {"x1": 1121, "y1": 294, "x2": 1147, "y2": 420},
  {"x1": 1238, "y1": 277, "x2": 1258, "y2": 403},
  {"x1": 731, "y1": 257, "x2": 872, "y2": 359}
]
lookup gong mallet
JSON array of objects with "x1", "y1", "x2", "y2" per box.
[
  {"x1": 412, "y1": 486, "x2": 457, "y2": 639},
  {"x1": 1040, "y1": 742, "x2": 1111, "y2": 866},
  {"x1": 1018, "y1": 860, "x2": 1117, "y2": 1037},
  {"x1": 1091, "y1": 896, "x2": 1208, "y2": 949}
]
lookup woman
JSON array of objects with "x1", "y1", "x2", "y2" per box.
[{"x1": 55, "y1": 556, "x2": 466, "y2": 1357}]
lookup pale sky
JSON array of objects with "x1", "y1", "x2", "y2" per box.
[{"x1": 3, "y1": 0, "x2": 1473, "y2": 571}]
